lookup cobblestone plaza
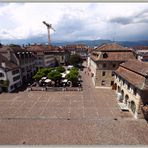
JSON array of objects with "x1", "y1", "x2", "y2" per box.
[{"x1": 0, "y1": 67, "x2": 148, "y2": 144}]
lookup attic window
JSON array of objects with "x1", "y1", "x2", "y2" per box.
[{"x1": 103, "y1": 53, "x2": 108, "y2": 58}]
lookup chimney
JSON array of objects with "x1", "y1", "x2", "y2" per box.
[{"x1": 1, "y1": 62, "x2": 6, "y2": 68}]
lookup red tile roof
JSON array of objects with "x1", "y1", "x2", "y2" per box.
[
  {"x1": 115, "y1": 60, "x2": 148, "y2": 90},
  {"x1": 91, "y1": 51, "x2": 135, "y2": 62},
  {"x1": 90, "y1": 43, "x2": 135, "y2": 62},
  {"x1": 26, "y1": 45, "x2": 64, "y2": 52},
  {"x1": 0, "y1": 54, "x2": 19, "y2": 70},
  {"x1": 95, "y1": 43, "x2": 131, "y2": 52},
  {"x1": 0, "y1": 45, "x2": 26, "y2": 53},
  {"x1": 115, "y1": 66, "x2": 146, "y2": 90},
  {"x1": 120, "y1": 60, "x2": 148, "y2": 76}
]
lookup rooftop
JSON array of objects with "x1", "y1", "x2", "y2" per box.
[
  {"x1": 0, "y1": 45, "x2": 26, "y2": 53},
  {"x1": 90, "y1": 43, "x2": 135, "y2": 62},
  {"x1": 95, "y1": 43, "x2": 131, "y2": 52},
  {"x1": 115, "y1": 60, "x2": 148, "y2": 90},
  {"x1": 0, "y1": 54, "x2": 19, "y2": 71},
  {"x1": 26, "y1": 44, "x2": 64, "y2": 53},
  {"x1": 120, "y1": 60, "x2": 148, "y2": 76}
]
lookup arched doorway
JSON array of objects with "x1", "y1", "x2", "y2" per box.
[{"x1": 131, "y1": 101, "x2": 136, "y2": 114}]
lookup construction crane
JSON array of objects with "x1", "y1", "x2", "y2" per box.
[{"x1": 42, "y1": 21, "x2": 55, "y2": 45}]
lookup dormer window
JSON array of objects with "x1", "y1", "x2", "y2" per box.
[{"x1": 103, "y1": 52, "x2": 108, "y2": 58}]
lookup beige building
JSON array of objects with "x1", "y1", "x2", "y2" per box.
[
  {"x1": 88, "y1": 43, "x2": 135, "y2": 88},
  {"x1": 114, "y1": 60, "x2": 148, "y2": 119},
  {"x1": 26, "y1": 44, "x2": 68, "y2": 68},
  {"x1": 63, "y1": 44, "x2": 88, "y2": 60},
  {"x1": 26, "y1": 44, "x2": 56, "y2": 69}
]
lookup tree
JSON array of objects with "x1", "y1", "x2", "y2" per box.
[
  {"x1": 32, "y1": 71, "x2": 44, "y2": 81},
  {"x1": 66, "y1": 73, "x2": 78, "y2": 82},
  {"x1": 68, "y1": 54, "x2": 83, "y2": 67},
  {"x1": 56, "y1": 66, "x2": 66, "y2": 73},
  {"x1": 32, "y1": 68, "x2": 53, "y2": 81},
  {"x1": 48, "y1": 71, "x2": 62, "y2": 82},
  {"x1": 40, "y1": 68, "x2": 53, "y2": 76},
  {"x1": 0, "y1": 80, "x2": 9, "y2": 92},
  {"x1": 66, "y1": 67, "x2": 79, "y2": 86}
]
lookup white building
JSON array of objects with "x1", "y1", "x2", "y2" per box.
[{"x1": 0, "y1": 54, "x2": 21, "y2": 92}]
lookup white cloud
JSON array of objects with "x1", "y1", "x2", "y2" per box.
[{"x1": 0, "y1": 3, "x2": 148, "y2": 42}]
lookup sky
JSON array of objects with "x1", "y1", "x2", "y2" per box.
[{"x1": 0, "y1": 3, "x2": 148, "y2": 44}]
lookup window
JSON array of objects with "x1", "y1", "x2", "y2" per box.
[
  {"x1": 103, "y1": 53, "x2": 108, "y2": 58},
  {"x1": 0, "y1": 73, "x2": 4, "y2": 77},
  {"x1": 103, "y1": 63, "x2": 106, "y2": 68},
  {"x1": 112, "y1": 64, "x2": 116, "y2": 68},
  {"x1": 102, "y1": 71, "x2": 106, "y2": 76},
  {"x1": 111, "y1": 81, "x2": 114, "y2": 86},
  {"x1": 123, "y1": 80, "x2": 125, "y2": 85},
  {"x1": 13, "y1": 75, "x2": 20, "y2": 81},
  {"x1": 133, "y1": 88, "x2": 137, "y2": 96},
  {"x1": 10, "y1": 85, "x2": 14, "y2": 90},
  {"x1": 128, "y1": 83, "x2": 130, "y2": 90},
  {"x1": 12, "y1": 70, "x2": 19, "y2": 75},
  {"x1": 101, "y1": 80, "x2": 105, "y2": 86},
  {"x1": 111, "y1": 72, "x2": 114, "y2": 76},
  {"x1": 21, "y1": 68, "x2": 25, "y2": 72}
]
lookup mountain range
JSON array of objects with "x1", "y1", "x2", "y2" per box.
[{"x1": 1, "y1": 37, "x2": 148, "y2": 47}]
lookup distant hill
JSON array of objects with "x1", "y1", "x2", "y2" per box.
[
  {"x1": 52, "y1": 40, "x2": 112, "y2": 47},
  {"x1": 1, "y1": 37, "x2": 148, "y2": 47},
  {"x1": 52, "y1": 40, "x2": 148, "y2": 47}
]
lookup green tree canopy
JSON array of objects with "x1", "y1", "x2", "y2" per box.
[
  {"x1": 68, "y1": 54, "x2": 83, "y2": 67},
  {"x1": 39, "y1": 68, "x2": 53, "y2": 76},
  {"x1": 32, "y1": 72, "x2": 44, "y2": 81},
  {"x1": 32, "y1": 68, "x2": 54, "y2": 81},
  {"x1": 48, "y1": 71, "x2": 62, "y2": 82},
  {"x1": 66, "y1": 67, "x2": 79, "y2": 83},
  {"x1": 56, "y1": 66, "x2": 66, "y2": 73}
]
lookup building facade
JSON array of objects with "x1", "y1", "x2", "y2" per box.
[
  {"x1": 132, "y1": 46, "x2": 148, "y2": 62},
  {"x1": 0, "y1": 54, "x2": 21, "y2": 92},
  {"x1": 114, "y1": 60, "x2": 148, "y2": 119},
  {"x1": 88, "y1": 43, "x2": 135, "y2": 88},
  {"x1": 0, "y1": 44, "x2": 36, "y2": 84},
  {"x1": 64, "y1": 44, "x2": 88, "y2": 60}
]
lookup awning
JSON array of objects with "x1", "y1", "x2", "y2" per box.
[
  {"x1": 68, "y1": 65, "x2": 73, "y2": 69},
  {"x1": 66, "y1": 71, "x2": 70, "y2": 74},
  {"x1": 62, "y1": 79, "x2": 68, "y2": 83},
  {"x1": 61, "y1": 73, "x2": 66, "y2": 78},
  {"x1": 44, "y1": 79, "x2": 51, "y2": 83},
  {"x1": 41, "y1": 77, "x2": 47, "y2": 80}
]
